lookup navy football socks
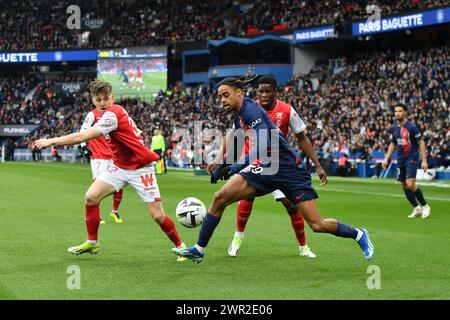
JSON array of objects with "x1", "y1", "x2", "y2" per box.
[
  {"x1": 334, "y1": 221, "x2": 358, "y2": 239},
  {"x1": 404, "y1": 188, "x2": 419, "y2": 207},
  {"x1": 414, "y1": 188, "x2": 427, "y2": 206},
  {"x1": 197, "y1": 213, "x2": 221, "y2": 248}
]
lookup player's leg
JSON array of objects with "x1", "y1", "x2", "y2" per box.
[
  {"x1": 295, "y1": 199, "x2": 374, "y2": 260},
  {"x1": 111, "y1": 189, "x2": 124, "y2": 223},
  {"x1": 68, "y1": 178, "x2": 118, "y2": 255},
  {"x1": 174, "y1": 174, "x2": 257, "y2": 262},
  {"x1": 399, "y1": 164, "x2": 423, "y2": 218},
  {"x1": 279, "y1": 196, "x2": 316, "y2": 258},
  {"x1": 108, "y1": 159, "x2": 124, "y2": 223},
  {"x1": 162, "y1": 156, "x2": 167, "y2": 174},
  {"x1": 146, "y1": 201, "x2": 186, "y2": 258},
  {"x1": 91, "y1": 159, "x2": 108, "y2": 224},
  {"x1": 280, "y1": 166, "x2": 373, "y2": 260},
  {"x1": 228, "y1": 197, "x2": 255, "y2": 257},
  {"x1": 127, "y1": 165, "x2": 186, "y2": 260},
  {"x1": 406, "y1": 162, "x2": 431, "y2": 218}
]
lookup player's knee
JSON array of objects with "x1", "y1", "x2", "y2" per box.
[
  {"x1": 309, "y1": 220, "x2": 325, "y2": 233},
  {"x1": 286, "y1": 204, "x2": 297, "y2": 216},
  {"x1": 85, "y1": 192, "x2": 100, "y2": 206},
  {"x1": 406, "y1": 181, "x2": 416, "y2": 190},
  {"x1": 213, "y1": 190, "x2": 229, "y2": 208},
  {"x1": 152, "y1": 212, "x2": 165, "y2": 224}
]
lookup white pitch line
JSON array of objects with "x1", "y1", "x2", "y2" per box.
[{"x1": 320, "y1": 188, "x2": 450, "y2": 202}]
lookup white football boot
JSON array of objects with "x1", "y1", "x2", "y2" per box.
[
  {"x1": 421, "y1": 205, "x2": 431, "y2": 219},
  {"x1": 408, "y1": 206, "x2": 422, "y2": 218}
]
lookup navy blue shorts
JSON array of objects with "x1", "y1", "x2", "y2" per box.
[
  {"x1": 396, "y1": 158, "x2": 418, "y2": 182},
  {"x1": 239, "y1": 164, "x2": 318, "y2": 205}
]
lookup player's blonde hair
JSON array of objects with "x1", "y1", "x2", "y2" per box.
[{"x1": 88, "y1": 79, "x2": 112, "y2": 97}]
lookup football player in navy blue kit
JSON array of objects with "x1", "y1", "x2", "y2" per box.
[
  {"x1": 382, "y1": 103, "x2": 431, "y2": 218},
  {"x1": 173, "y1": 76, "x2": 374, "y2": 263}
]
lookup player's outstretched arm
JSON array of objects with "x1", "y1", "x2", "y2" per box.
[
  {"x1": 35, "y1": 127, "x2": 103, "y2": 149},
  {"x1": 382, "y1": 143, "x2": 396, "y2": 169},
  {"x1": 295, "y1": 131, "x2": 328, "y2": 186}
]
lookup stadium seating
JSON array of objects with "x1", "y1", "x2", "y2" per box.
[
  {"x1": 3, "y1": 44, "x2": 448, "y2": 170},
  {"x1": 1, "y1": 0, "x2": 448, "y2": 50}
]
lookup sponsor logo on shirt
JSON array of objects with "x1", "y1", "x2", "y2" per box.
[{"x1": 249, "y1": 118, "x2": 262, "y2": 128}]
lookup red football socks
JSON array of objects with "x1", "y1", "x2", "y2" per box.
[
  {"x1": 159, "y1": 215, "x2": 183, "y2": 247},
  {"x1": 85, "y1": 204, "x2": 100, "y2": 241},
  {"x1": 289, "y1": 207, "x2": 306, "y2": 246},
  {"x1": 113, "y1": 189, "x2": 123, "y2": 212},
  {"x1": 236, "y1": 200, "x2": 254, "y2": 232}
]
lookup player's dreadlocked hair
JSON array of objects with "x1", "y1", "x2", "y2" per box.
[{"x1": 217, "y1": 67, "x2": 258, "y2": 91}]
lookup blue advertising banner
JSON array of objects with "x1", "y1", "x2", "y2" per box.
[
  {"x1": 352, "y1": 7, "x2": 450, "y2": 36},
  {"x1": 293, "y1": 26, "x2": 335, "y2": 43},
  {"x1": 0, "y1": 50, "x2": 97, "y2": 64}
]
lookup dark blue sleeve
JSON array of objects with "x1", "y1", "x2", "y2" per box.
[
  {"x1": 390, "y1": 126, "x2": 397, "y2": 145},
  {"x1": 410, "y1": 123, "x2": 422, "y2": 141},
  {"x1": 233, "y1": 116, "x2": 241, "y2": 129},
  {"x1": 229, "y1": 107, "x2": 270, "y2": 174}
]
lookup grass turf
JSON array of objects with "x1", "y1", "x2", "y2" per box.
[{"x1": 0, "y1": 162, "x2": 449, "y2": 300}]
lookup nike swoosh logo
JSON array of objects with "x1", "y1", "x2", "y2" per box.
[{"x1": 296, "y1": 193, "x2": 305, "y2": 200}]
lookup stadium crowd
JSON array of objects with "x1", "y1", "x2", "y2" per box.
[
  {"x1": 228, "y1": 0, "x2": 450, "y2": 36},
  {"x1": 0, "y1": 0, "x2": 125, "y2": 51},
  {"x1": 2, "y1": 44, "x2": 448, "y2": 170},
  {"x1": 1, "y1": 0, "x2": 448, "y2": 50}
]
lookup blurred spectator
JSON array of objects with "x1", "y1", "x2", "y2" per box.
[
  {"x1": 30, "y1": 140, "x2": 42, "y2": 161},
  {"x1": 4, "y1": 139, "x2": 16, "y2": 161},
  {"x1": 337, "y1": 153, "x2": 350, "y2": 177},
  {"x1": 51, "y1": 146, "x2": 62, "y2": 162}
]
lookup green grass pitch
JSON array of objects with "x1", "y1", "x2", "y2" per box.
[
  {"x1": 98, "y1": 72, "x2": 167, "y2": 102},
  {"x1": 0, "y1": 162, "x2": 449, "y2": 300}
]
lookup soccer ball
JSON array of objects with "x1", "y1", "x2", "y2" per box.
[{"x1": 175, "y1": 197, "x2": 207, "y2": 228}]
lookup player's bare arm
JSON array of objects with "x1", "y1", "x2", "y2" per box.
[
  {"x1": 382, "y1": 142, "x2": 396, "y2": 169},
  {"x1": 35, "y1": 127, "x2": 103, "y2": 149},
  {"x1": 419, "y1": 139, "x2": 428, "y2": 172},
  {"x1": 295, "y1": 131, "x2": 328, "y2": 186}
]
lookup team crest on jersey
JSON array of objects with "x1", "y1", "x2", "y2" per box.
[
  {"x1": 100, "y1": 118, "x2": 113, "y2": 127},
  {"x1": 239, "y1": 118, "x2": 249, "y2": 130},
  {"x1": 276, "y1": 112, "x2": 283, "y2": 127}
]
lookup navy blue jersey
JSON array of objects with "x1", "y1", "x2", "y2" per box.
[
  {"x1": 230, "y1": 98, "x2": 300, "y2": 174},
  {"x1": 390, "y1": 120, "x2": 422, "y2": 167}
]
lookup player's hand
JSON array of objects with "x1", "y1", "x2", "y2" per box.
[
  {"x1": 381, "y1": 158, "x2": 388, "y2": 169},
  {"x1": 80, "y1": 145, "x2": 93, "y2": 158},
  {"x1": 217, "y1": 166, "x2": 233, "y2": 181},
  {"x1": 35, "y1": 139, "x2": 53, "y2": 149},
  {"x1": 316, "y1": 167, "x2": 328, "y2": 186},
  {"x1": 206, "y1": 160, "x2": 219, "y2": 175},
  {"x1": 422, "y1": 160, "x2": 428, "y2": 172},
  {"x1": 211, "y1": 163, "x2": 231, "y2": 184}
]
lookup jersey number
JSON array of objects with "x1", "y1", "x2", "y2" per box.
[{"x1": 128, "y1": 116, "x2": 142, "y2": 138}]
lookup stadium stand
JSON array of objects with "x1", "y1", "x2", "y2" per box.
[
  {"x1": 3, "y1": 44, "x2": 448, "y2": 171},
  {"x1": 1, "y1": 0, "x2": 448, "y2": 49}
]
